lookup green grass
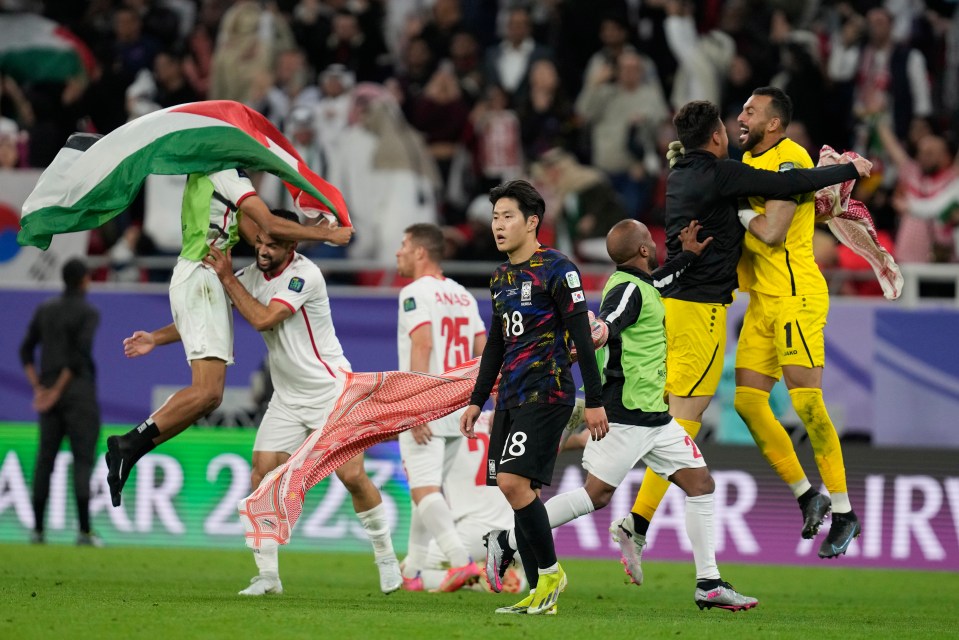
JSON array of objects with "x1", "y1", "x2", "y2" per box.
[{"x1": 3, "y1": 545, "x2": 957, "y2": 639}]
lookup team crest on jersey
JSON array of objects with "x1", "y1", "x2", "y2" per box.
[
  {"x1": 778, "y1": 162, "x2": 795, "y2": 172},
  {"x1": 521, "y1": 281, "x2": 532, "y2": 301},
  {"x1": 288, "y1": 277, "x2": 304, "y2": 292},
  {"x1": 565, "y1": 271, "x2": 581, "y2": 288},
  {"x1": 572, "y1": 290, "x2": 585, "y2": 303},
  {"x1": 403, "y1": 297, "x2": 417, "y2": 312}
]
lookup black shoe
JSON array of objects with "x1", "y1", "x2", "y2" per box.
[
  {"x1": 799, "y1": 492, "x2": 831, "y2": 539},
  {"x1": 819, "y1": 511, "x2": 861, "y2": 559},
  {"x1": 105, "y1": 436, "x2": 132, "y2": 507},
  {"x1": 30, "y1": 530, "x2": 45, "y2": 544}
]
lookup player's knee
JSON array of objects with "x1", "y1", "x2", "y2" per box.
[
  {"x1": 589, "y1": 486, "x2": 615, "y2": 510},
  {"x1": 336, "y1": 463, "x2": 368, "y2": 492}
]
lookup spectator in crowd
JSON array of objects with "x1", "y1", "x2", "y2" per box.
[
  {"x1": 407, "y1": 64, "x2": 471, "y2": 217},
  {"x1": 316, "y1": 8, "x2": 390, "y2": 83},
  {"x1": 336, "y1": 84, "x2": 440, "y2": 262},
  {"x1": 576, "y1": 50, "x2": 670, "y2": 218},
  {"x1": 663, "y1": 0, "x2": 735, "y2": 110},
  {"x1": 469, "y1": 83, "x2": 524, "y2": 192},
  {"x1": 314, "y1": 63, "x2": 355, "y2": 153},
  {"x1": 394, "y1": 37, "x2": 437, "y2": 110},
  {"x1": 448, "y1": 31, "x2": 484, "y2": 106},
  {"x1": 20, "y1": 258, "x2": 102, "y2": 547},
  {"x1": 418, "y1": 0, "x2": 465, "y2": 61},
  {"x1": 252, "y1": 48, "x2": 321, "y2": 128},
  {"x1": 483, "y1": 6, "x2": 552, "y2": 100},
  {"x1": 517, "y1": 59, "x2": 578, "y2": 163},
  {"x1": 874, "y1": 113, "x2": 959, "y2": 264},
  {"x1": 828, "y1": 7, "x2": 932, "y2": 143},
  {"x1": 0, "y1": 117, "x2": 25, "y2": 168},
  {"x1": 209, "y1": 1, "x2": 294, "y2": 103},
  {"x1": 534, "y1": 148, "x2": 626, "y2": 262}
]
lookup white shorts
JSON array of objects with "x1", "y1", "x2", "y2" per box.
[
  {"x1": 399, "y1": 431, "x2": 460, "y2": 489},
  {"x1": 253, "y1": 396, "x2": 334, "y2": 454},
  {"x1": 169, "y1": 260, "x2": 234, "y2": 365},
  {"x1": 582, "y1": 419, "x2": 707, "y2": 487}
]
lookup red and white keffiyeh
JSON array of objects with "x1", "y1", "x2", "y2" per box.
[
  {"x1": 239, "y1": 358, "x2": 488, "y2": 549},
  {"x1": 815, "y1": 145, "x2": 903, "y2": 300}
]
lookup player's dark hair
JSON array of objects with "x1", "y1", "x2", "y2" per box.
[
  {"x1": 673, "y1": 100, "x2": 722, "y2": 150},
  {"x1": 488, "y1": 180, "x2": 544, "y2": 234},
  {"x1": 752, "y1": 86, "x2": 793, "y2": 129},
  {"x1": 404, "y1": 223, "x2": 445, "y2": 263},
  {"x1": 272, "y1": 208, "x2": 300, "y2": 224},
  {"x1": 62, "y1": 257, "x2": 87, "y2": 292}
]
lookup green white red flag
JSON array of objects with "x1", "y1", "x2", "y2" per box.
[{"x1": 19, "y1": 100, "x2": 351, "y2": 250}]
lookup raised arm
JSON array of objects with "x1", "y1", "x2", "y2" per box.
[
  {"x1": 239, "y1": 195, "x2": 354, "y2": 246},
  {"x1": 716, "y1": 160, "x2": 866, "y2": 200}
]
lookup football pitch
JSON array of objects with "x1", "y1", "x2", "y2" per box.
[{"x1": 3, "y1": 545, "x2": 957, "y2": 639}]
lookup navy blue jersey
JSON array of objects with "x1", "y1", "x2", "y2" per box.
[{"x1": 489, "y1": 247, "x2": 589, "y2": 408}]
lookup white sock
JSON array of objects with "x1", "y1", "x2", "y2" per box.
[
  {"x1": 253, "y1": 545, "x2": 279, "y2": 577},
  {"x1": 685, "y1": 494, "x2": 720, "y2": 581},
  {"x1": 355, "y1": 503, "x2": 397, "y2": 563},
  {"x1": 831, "y1": 492, "x2": 852, "y2": 514},
  {"x1": 418, "y1": 492, "x2": 470, "y2": 567},
  {"x1": 503, "y1": 487, "x2": 595, "y2": 552},
  {"x1": 545, "y1": 487, "x2": 595, "y2": 528},
  {"x1": 790, "y1": 478, "x2": 812, "y2": 499},
  {"x1": 538, "y1": 562, "x2": 558, "y2": 575},
  {"x1": 402, "y1": 502, "x2": 430, "y2": 578}
]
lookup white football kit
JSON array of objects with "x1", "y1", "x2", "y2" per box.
[
  {"x1": 396, "y1": 275, "x2": 485, "y2": 488},
  {"x1": 424, "y1": 411, "x2": 514, "y2": 566},
  {"x1": 170, "y1": 169, "x2": 256, "y2": 365},
  {"x1": 236, "y1": 253, "x2": 351, "y2": 453}
]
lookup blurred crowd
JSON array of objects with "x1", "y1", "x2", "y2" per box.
[{"x1": 1, "y1": 0, "x2": 958, "y2": 292}]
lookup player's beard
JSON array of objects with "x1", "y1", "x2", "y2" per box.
[
  {"x1": 741, "y1": 127, "x2": 764, "y2": 153},
  {"x1": 647, "y1": 244, "x2": 658, "y2": 268},
  {"x1": 257, "y1": 252, "x2": 286, "y2": 274}
]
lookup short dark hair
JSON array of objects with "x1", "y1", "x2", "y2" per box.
[
  {"x1": 404, "y1": 223, "x2": 444, "y2": 262},
  {"x1": 62, "y1": 257, "x2": 87, "y2": 292},
  {"x1": 272, "y1": 208, "x2": 300, "y2": 224},
  {"x1": 488, "y1": 180, "x2": 544, "y2": 234},
  {"x1": 673, "y1": 101, "x2": 722, "y2": 150},
  {"x1": 751, "y1": 86, "x2": 792, "y2": 129}
]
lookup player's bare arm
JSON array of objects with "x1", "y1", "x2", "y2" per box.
[
  {"x1": 239, "y1": 194, "x2": 354, "y2": 246},
  {"x1": 744, "y1": 199, "x2": 797, "y2": 245},
  {"x1": 123, "y1": 324, "x2": 181, "y2": 358},
  {"x1": 203, "y1": 245, "x2": 293, "y2": 331},
  {"x1": 459, "y1": 404, "x2": 481, "y2": 439}
]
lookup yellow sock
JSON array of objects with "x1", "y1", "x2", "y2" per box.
[
  {"x1": 734, "y1": 386, "x2": 807, "y2": 486},
  {"x1": 631, "y1": 418, "x2": 701, "y2": 520},
  {"x1": 789, "y1": 387, "x2": 847, "y2": 494}
]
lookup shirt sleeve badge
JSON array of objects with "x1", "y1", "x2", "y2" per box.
[{"x1": 288, "y1": 277, "x2": 305, "y2": 292}]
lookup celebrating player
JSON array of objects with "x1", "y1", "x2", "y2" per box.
[
  {"x1": 202, "y1": 209, "x2": 400, "y2": 595},
  {"x1": 109, "y1": 169, "x2": 353, "y2": 508},
  {"x1": 735, "y1": 87, "x2": 861, "y2": 557},
  {"x1": 615, "y1": 100, "x2": 872, "y2": 578},
  {"x1": 461, "y1": 180, "x2": 608, "y2": 615},
  {"x1": 393, "y1": 223, "x2": 487, "y2": 592}
]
